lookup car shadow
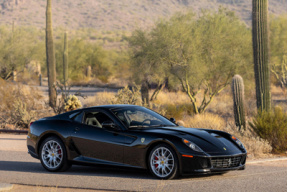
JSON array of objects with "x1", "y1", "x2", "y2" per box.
[
  {"x1": 0, "y1": 160, "x2": 154, "y2": 179},
  {"x1": 0, "y1": 160, "x2": 226, "y2": 180}
]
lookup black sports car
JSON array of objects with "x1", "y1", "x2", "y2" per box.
[{"x1": 27, "y1": 105, "x2": 247, "y2": 179}]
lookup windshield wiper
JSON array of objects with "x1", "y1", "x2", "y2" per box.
[
  {"x1": 129, "y1": 125, "x2": 149, "y2": 128},
  {"x1": 146, "y1": 124, "x2": 177, "y2": 127},
  {"x1": 129, "y1": 124, "x2": 177, "y2": 129}
]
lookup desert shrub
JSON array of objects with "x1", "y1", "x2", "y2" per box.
[
  {"x1": 161, "y1": 103, "x2": 194, "y2": 120},
  {"x1": 51, "y1": 81, "x2": 85, "y2": 114},
  {"x1": 162, "y1": 104, "x2": 185, "y2": 120},
  {"x1": 83, "y1": 92, "x2": 116, "y2": 107},
  {"x1": 64, "y1": 95, "x2": 82, "y2": 112},
  {"x1": 98, "y1": 75, "x2": 109, "y2": 83},
  {"x1": 111, "y1": 86, "x2": 142, "y2": 105},
  {"x1": 249, "y1": 107, "x2": 287, "y2": 153},
  {"x1": 224, "y1": 125, "x2": 272, "y2": 157},
  {"x1": 0, "y1": 79, "x2": 46, "y2": 128},
  {"x1": 11, "y1": 99, "x2": 36, "y2": 127}
]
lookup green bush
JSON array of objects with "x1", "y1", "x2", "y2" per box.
[
  {"x1": 161, "y1": 103, "x2": 195, "y2": 120},
  {"x1": 249, "y1": 107, "x2": 287, "y2": 153}
]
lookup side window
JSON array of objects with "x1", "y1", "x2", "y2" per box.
[
  {"x1": 73, "y1": 112, "x2": 84, "y2": 123},
  {"x1": 84, "y1": 111, "x2": 114, "y2": 128}
]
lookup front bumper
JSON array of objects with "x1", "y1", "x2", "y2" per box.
[{"x1": 180, "y1": 153, "x2": 247, "y2": 174}]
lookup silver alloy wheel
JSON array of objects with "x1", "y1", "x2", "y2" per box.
[
  {"x1": 41, "y1": 140, "x2": 63, "y2": 169},
  {"x1": 150, "y1": 147, "x2": 174, "y2": 178}
]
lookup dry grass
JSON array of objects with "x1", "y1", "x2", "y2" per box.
[
  {"x1": 224, "y1": 125, "x2": 272, "y2": 157},
  {"x1": 152, "y1": 90, "x2": 190, "y2": 105},
  {"x1": 271, "y1": 85, "x2": 287, "y2": 99},
  {"x1": 83, "y1": 92, "x2": 116, "y2": 107},
  {"x1": 182, "y1": 113, "x2": 226, "y2": 130}
]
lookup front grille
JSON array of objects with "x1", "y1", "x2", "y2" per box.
[{"x1": 211, "y1": 156, "x2": 242, "y2": 168}]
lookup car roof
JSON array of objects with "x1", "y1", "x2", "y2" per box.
[
  {"x1": 85, "y1": 104, "x2": 142, "y2": 110},
  {"x1": 52, "y1": 105, "x2": 142, "y2": 120}
]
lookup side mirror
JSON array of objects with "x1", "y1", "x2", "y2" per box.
[
  {"x1": 170, "y1": 118, "x2": 176, "y2": 124},
  {"x1": 102, "y1": 121, "x2": 116, "y2": 130}
]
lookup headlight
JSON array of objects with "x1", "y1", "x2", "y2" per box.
[
  {"x1": 182, "y1": 139, "x2": 203, "y2": 152},
  {"x1": 231, "y1": 136, "x2": 245, "y2": 149}
]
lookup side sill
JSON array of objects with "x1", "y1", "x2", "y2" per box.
[{"x1": 72, "y1": 156, "x2": 144, "y2": 169}]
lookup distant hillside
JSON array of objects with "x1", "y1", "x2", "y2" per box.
[{"x1": 0, "y1": 0, "x2": 287, "y2": 30}]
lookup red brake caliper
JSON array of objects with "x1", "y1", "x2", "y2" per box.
[
  {"x1": 155, "y1": 156, "x2": 158, "y2": 168},
  {"x1": 57, "y1": 146, "x2": 62, "y2": 158}
]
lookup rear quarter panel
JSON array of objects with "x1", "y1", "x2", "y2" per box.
[{"x1": 28, "y1": 119, "x2": 74, "y2": 157}]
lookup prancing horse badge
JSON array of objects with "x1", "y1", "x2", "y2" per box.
[{"x1": 141, "y1": 138, "x2": 145, "y2": 143}]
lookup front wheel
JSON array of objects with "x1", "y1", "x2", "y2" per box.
[
  {"x1": 148, "y1": 144, "x2": 179, "y2": 179},
  {"x1": 39, "y1": 136, "x2": 71, "y2": 172}
]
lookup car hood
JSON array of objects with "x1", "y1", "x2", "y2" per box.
[{"x1": 142, "y1": 127, "x2": 242, "y2": 153}]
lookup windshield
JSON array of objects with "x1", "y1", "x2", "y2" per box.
[{"x1": 111, "y1": 106, "x2": 176, "y2": 128}]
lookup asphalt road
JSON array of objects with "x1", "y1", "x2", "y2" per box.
[
  {"x1": 1, "y1": 135, "x2": 287, "y2": 192},
  {"x1": 33, "y1": 85, "x2": 120, "y2": 96}
]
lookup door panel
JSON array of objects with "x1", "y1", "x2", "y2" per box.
[{"x1": 71, "y1": 111, "x2": 125, "y2": 163}]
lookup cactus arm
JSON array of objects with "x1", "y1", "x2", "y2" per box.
[{"x1": 63, "y1": 31, "x2": 68, "y2": 85}]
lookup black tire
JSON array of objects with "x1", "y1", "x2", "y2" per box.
[
  {"x1": 39, "y1": 136, "x2": 71, "y2": 172},
  {"x1": 148, "y1": 144, "x2": 179, "y2": 180}
]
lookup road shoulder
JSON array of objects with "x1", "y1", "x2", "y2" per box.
[{"x1": 0, "y1": 183, "x2": 13, "y2": 191}]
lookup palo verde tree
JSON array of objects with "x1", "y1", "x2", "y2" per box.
[
  {"x1": 252, "y1": 0, "x2": 271, "y2": 111},
  {"x1": 128, "y1": 28, "x2": 171, "y2": 101},
  {"x1": 0, "y1": 24, "x2": 45, "y2": 80},
  {"x1": 269, "y1": 15, "x2": 287, "y2": 88},
  {"x1": 129, "y1": 9, "x2": 252, "y2": 114},
  {"x1": 46, "y1": 0, "x2": 57, "y2": 108}
]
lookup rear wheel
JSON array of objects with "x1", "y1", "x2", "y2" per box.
[
  {"x1": 148, "y1": 144, "x2": 179, "y2": 179},
  {"x1": 39, "y1": 136, "x2": 71, "y2": 172}
]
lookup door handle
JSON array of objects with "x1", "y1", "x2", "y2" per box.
[{"x1": 74, "y1": 127, "x2": 80, "y2": 131}]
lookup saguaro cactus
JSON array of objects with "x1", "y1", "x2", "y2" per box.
[
  {"x1": 12, "y1": 71, "x2": 17, "y2": 82},
  {"x1": 231, "y1": 75, "x2": 246, "y2": 130},
  {"x1": 86, "y1": 66, "x2": 91, "y2": 79},
  {"x1": 252, "y1": 0, "x2": 271, "y2": 111},
  {"x1": 141, "y1": 80, "x2": 150, "y2": 106},
  {"x1": 46, "y1": 0, "x2": 57, "y2": 108},
  {"x1": 39, "y1": 74, "x2": 42, "y2": 86},
  {"x1": 63, "y1": 32, "x2": 68, "y2": 85}
]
